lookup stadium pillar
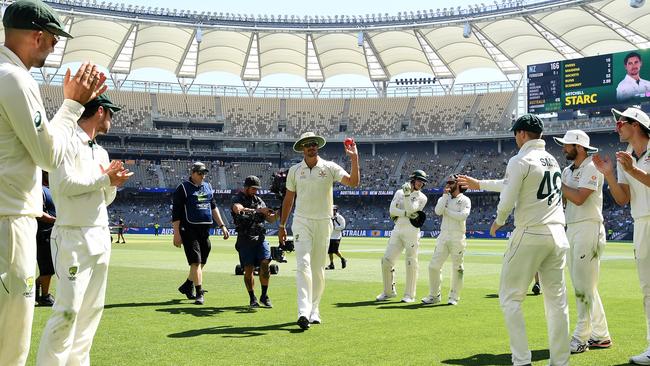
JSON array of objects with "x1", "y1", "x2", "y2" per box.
[
  {"x1": 372, "y1": 143, "x2": 375, "y2": 157},
  {"x1": 434, "y1": 141, "x2": 438, "y2": 155},
  {"x1": 497, "y1": 140, "x2": 502, "y2": 153}
]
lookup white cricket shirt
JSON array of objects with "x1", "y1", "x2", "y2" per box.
[
  {"x1": 0, "y1": 45, "x2": 84, "y2": 217},
  {"x1": 616, "y1": 75, "x2": 650, "y2": 101},
  {"x1": 562, "y1": 156, "x2": 604, "y2": 224},
  {"x1": 618, "y1": 140, "x2": 650, "y2": 220},
  {"x1": 286, "y1": 157, "x2": 347, "y2": 220},
  {"x1": 389, "y1": 189, "x2": 428, "y2": 227},
  {"x1": 434, "y1": 193, "x2": 471, "y2": 233},
  {"x1": 50, "y1": 126, "x2": 116, "y2": 228},
  {"x1": 496, "y1": 139, "x2": 566, "y2": 228}
]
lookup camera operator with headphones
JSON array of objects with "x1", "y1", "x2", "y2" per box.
[{"x1": 232, "y1": 175, "x2": 278, "y2": 308}]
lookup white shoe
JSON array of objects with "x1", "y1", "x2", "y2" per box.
[
  {"x1": 309, "y1": 312, "x2": 321, "y2": 324},
  {"x1": 570, "y1": 336, "x2": 588, "y2": 354},
  {"x1": 447, "y1": 299, "x2": 458, "y2": 306},
  {"x1": 630, "y1": 350, "x2": 650, "y2": 365},
  {"x1": 376, "y1": 292, "x2": 396, "y2": 301},
  {"x1": 421, "y1": 295, "x2": 441, "y2": 304},
  {"x1": 400, "y1": 296, "x2": 415, "y2": 303}
]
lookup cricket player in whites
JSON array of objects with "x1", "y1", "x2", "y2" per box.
[
  {"x1": 460, "y1": 114, "x2": 570, "y2": 366},
  {"x1": 278, "y1": 132, "x2": 359, "y2": 330},
  {"x1": 553, "y1": 130, "x2": 611, "y2": 354},
  {"x1": 422, "y1": 174, "x2": 471, "y2": 306},
  {"x1": 0, "y1": 1, "x2": 107, "y2": 363},
  {"x1": 494, "y1": 115, "x2": 569, "y2": 366},
  {"x1": 593, "y1": 107, "x2": 650, "y2": 365},
  {"x1": 376, "y1": 170, "x2": 429, "y2": 303},
  {"x1": 37, "y1": 95, "x2": 131, "y2": 365}
]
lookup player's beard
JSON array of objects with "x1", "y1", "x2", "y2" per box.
[{"x1": 564, "y1": 149, "x2": 577, "y2": 161}]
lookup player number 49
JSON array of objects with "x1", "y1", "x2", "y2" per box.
[{"x1": 536, "y1": 171, "x2": 562, "y2": 206}]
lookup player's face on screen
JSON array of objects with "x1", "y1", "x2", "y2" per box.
[
  {"x1": 625, "y1": 56, "x2": 642, "y2": 78},
  {"x1": 562, "y1": 144, "x2": 577, "y2": 161}
]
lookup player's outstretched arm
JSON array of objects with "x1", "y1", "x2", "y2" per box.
[{"x1": 341, "y1": 141, "x2": 360, "y2": 187}]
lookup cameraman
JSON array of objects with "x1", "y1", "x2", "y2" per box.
[{"x1": 232, "y1": 176, "x2": 277, "y2": 307}]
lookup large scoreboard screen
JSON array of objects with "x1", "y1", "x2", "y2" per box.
[{"x1": 527, "y1": 49, "x2": 650, "y2": 113}]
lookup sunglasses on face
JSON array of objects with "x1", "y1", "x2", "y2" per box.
[
  {"x1": 616, "y1": 118, "x2": 635, "y2": 130},
  {"x1": 194, "y1": 171, "x2": 207, "y2": 175},
  {"x1": 303, "y1": 142, "x2": 319, "y2": 148}
]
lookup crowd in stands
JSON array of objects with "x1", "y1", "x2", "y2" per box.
[
  {"x1": 34, "y1": 82, "x2": 645, "y2": 237},
  {"x1": 109, "y1": 190, "x2": 628, "y2": 239}
]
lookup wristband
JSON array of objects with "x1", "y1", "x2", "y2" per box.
[
  {"x1": 219, "y1": 224, "x2": 226, "y2": 228},
  {"x1": 279, "y1": 224, "x2": 286, "y2": 228}
]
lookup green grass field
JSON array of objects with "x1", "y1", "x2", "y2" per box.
[{"x1": 26, "y1": 235, "x2": 645, "y2": 365}]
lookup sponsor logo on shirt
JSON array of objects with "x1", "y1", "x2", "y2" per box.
[
  {"x1": 34, "y1": 111, "x2": 43, "y2": 132},
  {"x1": 318, "y1": 170, "x2": 327, "y2": 178}
]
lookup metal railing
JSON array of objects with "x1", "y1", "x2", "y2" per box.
[{"x1": 33, "y1": 72, "x2": 515, "y2": 99}]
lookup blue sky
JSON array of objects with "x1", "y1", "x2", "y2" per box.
[{"x1": 107, "y1": 0, "x2": 507, "y2": 87}]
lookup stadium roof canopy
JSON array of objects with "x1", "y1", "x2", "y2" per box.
[{"x1": 0, "y1": 0, "x2": 648, "y2": 90}]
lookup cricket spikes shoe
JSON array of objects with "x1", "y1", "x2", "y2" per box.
[
  {"x1": 421, "y1": 295, "x2": 441, "y2": 305},
  {"x1": 570, "y1": 337, "x2": 588, "y2": 354},
  {"x1": 376, "y1": 291, "x2": 397, "y2": 301},
  {"x1": 400, "y1": 296, "x2": 415, "y2": 303},
  {"x1": 630, "y1": 350, "x2": 650, "y2": 365},
  {"x1": 588, "y1": 338, "x2": 612, "y2": 349}
]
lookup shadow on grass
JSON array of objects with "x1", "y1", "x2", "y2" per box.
[
  {"x1": 441, "y1": 349, "x2": 549, "y2": 365},
  {"x1": 105, "y1": 299, "x2": 183, "y2": 309},
  {"x1": 378, "y1": 303, "x2": 454, "y2": 310},
  {"x1": 334, "y1": 300, "x2": 383, "y2": 308},
  {"x1": 484, "y1": 293, "x2": 541, "y2": 299},
  {"x1": 156, "y1": 306, "x2": 253, "y2": 317},
  {"x1": 168, "y1": 322, "x2": 304, "y2": 338}
]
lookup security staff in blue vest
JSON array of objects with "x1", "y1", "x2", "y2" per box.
[
  {"x1": 231, "y1": 175, "x2": 278, "y2": 308},
  {"x1": 35, "y1": 172, "x2": 56, "y2": 306},
  {"x1": 172, "y1": 162, "x2": 229, "y2": 305}
]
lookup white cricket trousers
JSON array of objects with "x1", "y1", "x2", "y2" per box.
[
  {"x1": 0, "y1": 216, "x2": 37, "y2": 366},
  {"x1": 37, "y1": 226, "x2": 111, "y2": 366},
  {"x1": 566, "y1": 220, "x2": 610, "y2": 342},
  {"x1": 292, "y1": 216, "x2": 333, "y2": 318},
  {"x1": 381, "y1": 223, "x2": 420, "y2": 298},
  {"x1": 499, "y1": 225, "x2": 570, "y2": 366},
  {"x1": 633, "y1": 217, "x2": 650, "y2": 348},
  {"x1": 428, "y1": 231, "x2": 466, "y2": 302}
]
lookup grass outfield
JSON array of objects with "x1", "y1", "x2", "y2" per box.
[{"x1": 27, "y1": 235, "x2": 644, "y2": 365}]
